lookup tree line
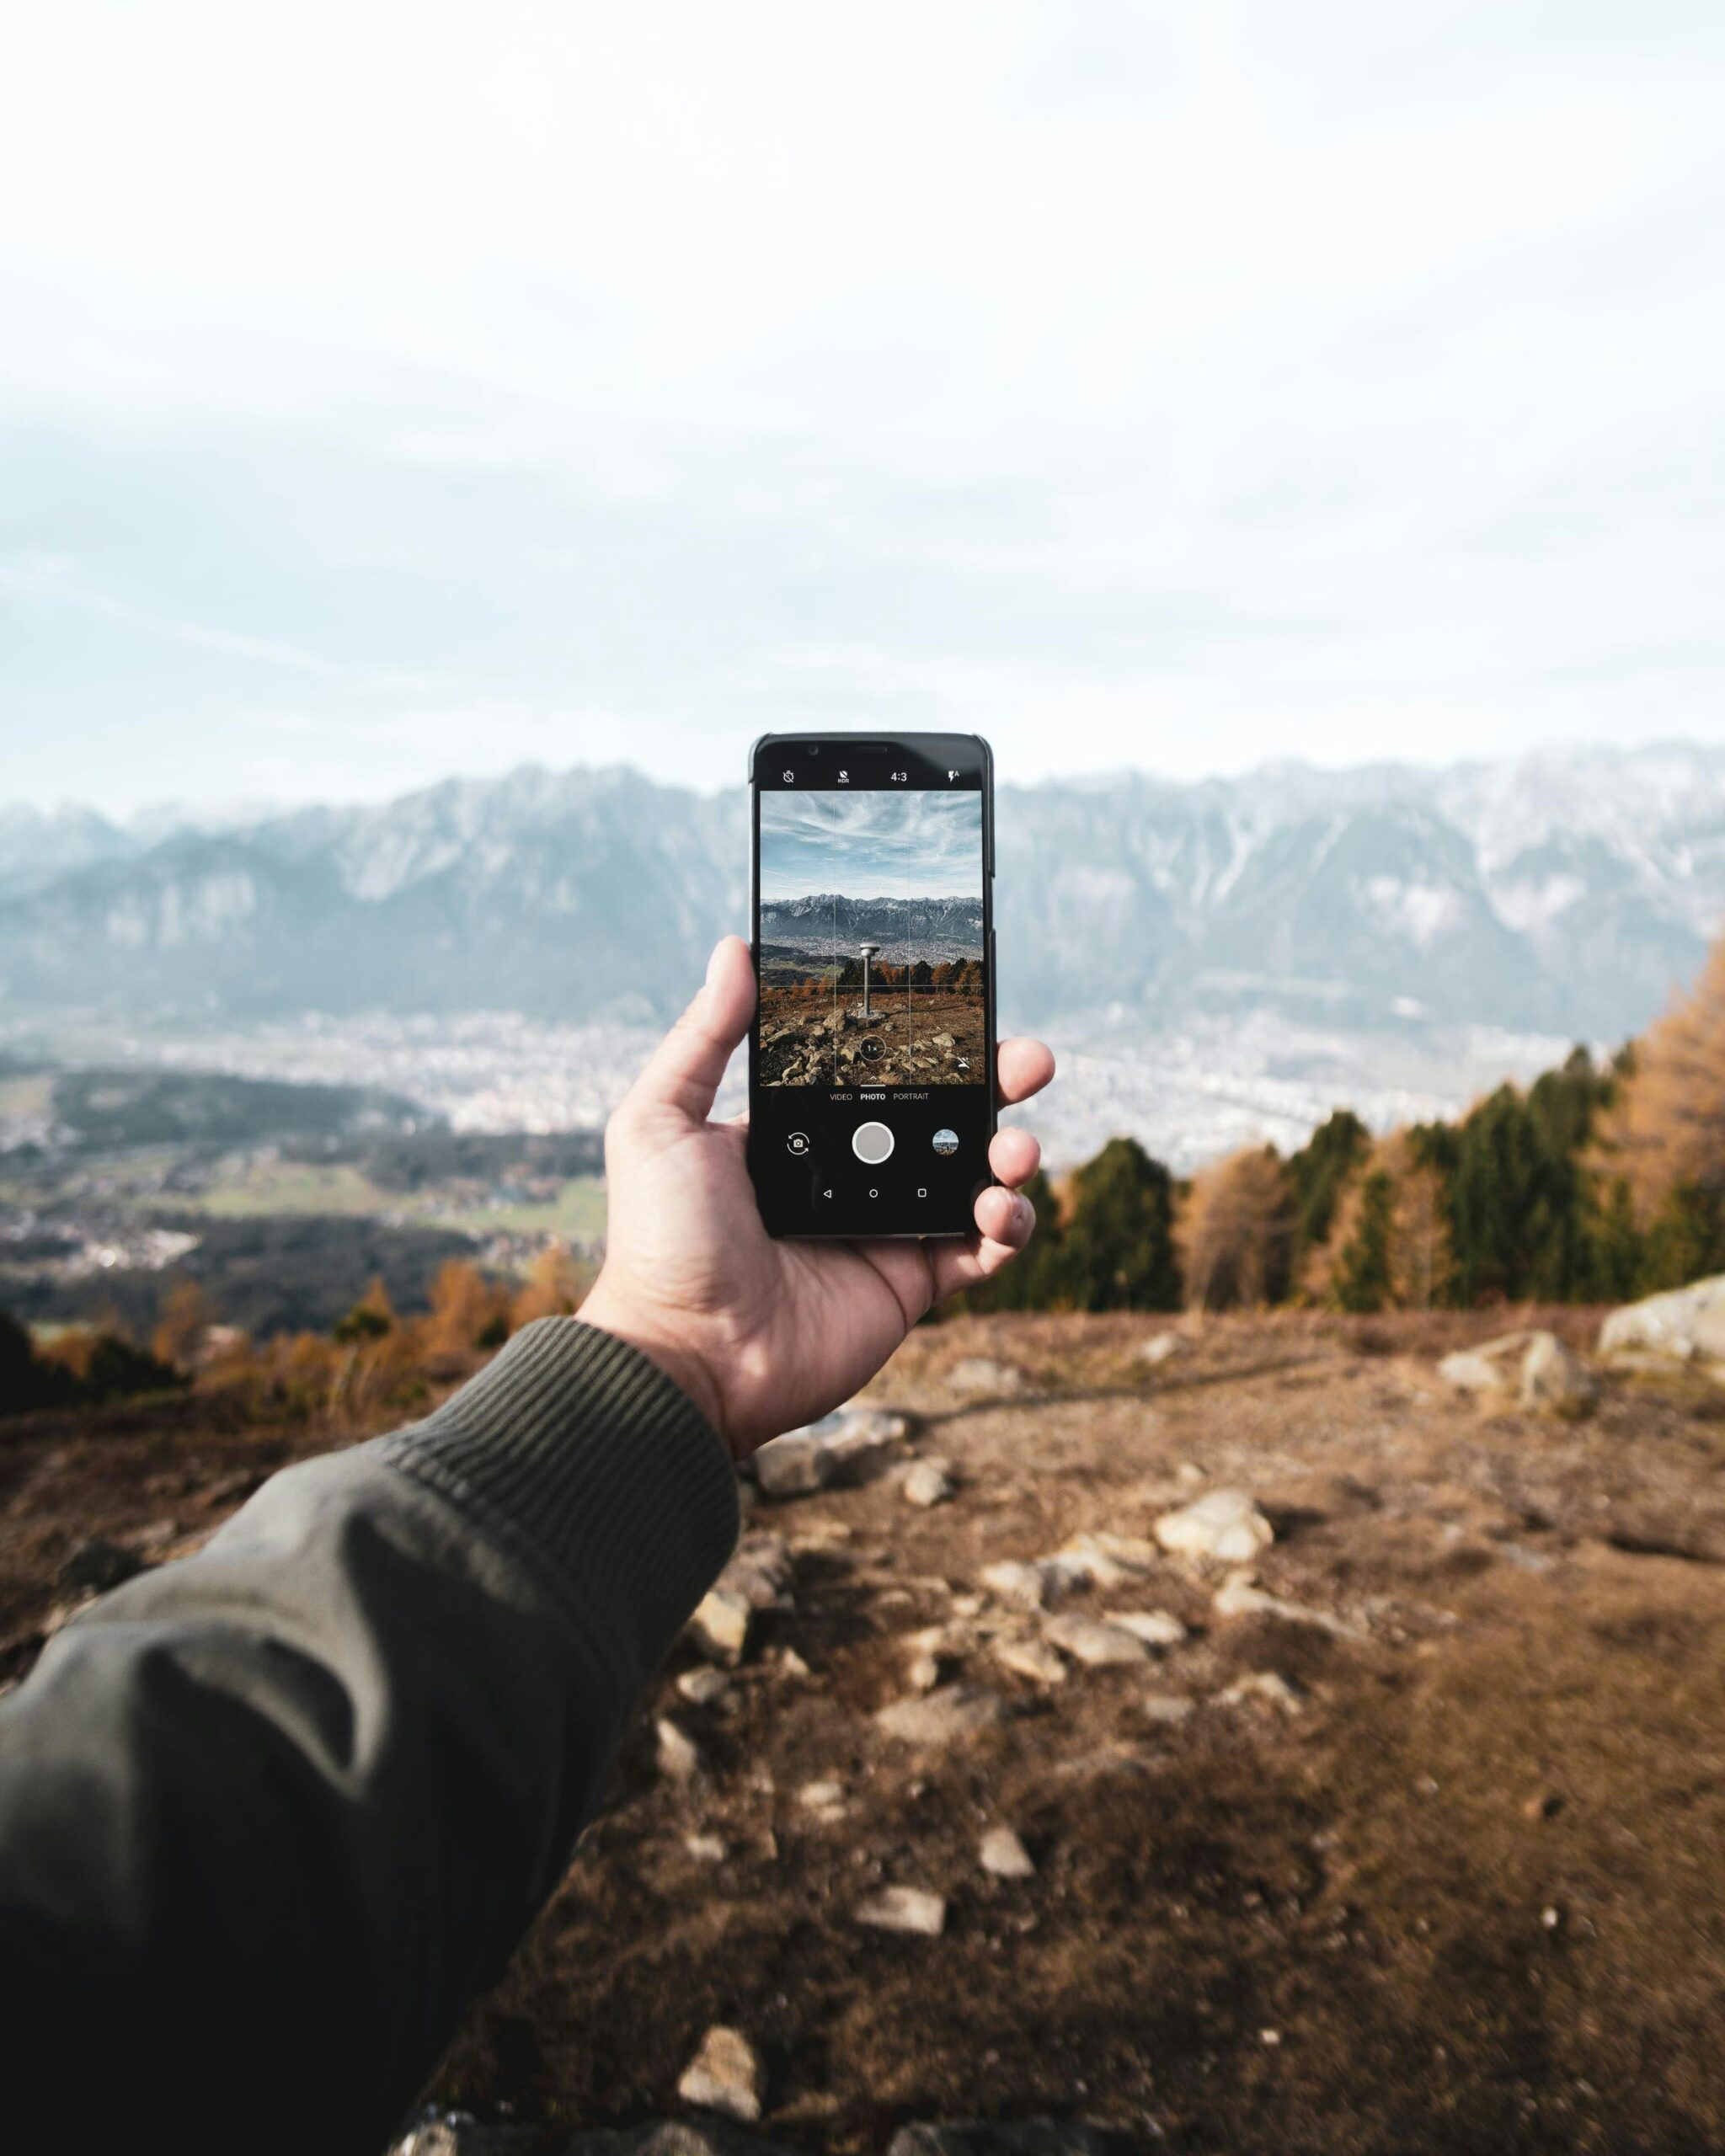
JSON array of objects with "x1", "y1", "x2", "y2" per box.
[
  {"x1": 967, "y1": 934, "x2": 1725, "y2": 1316},
  {"x1": 782, "y1": 958, "x2": 985, "y2": 995}
]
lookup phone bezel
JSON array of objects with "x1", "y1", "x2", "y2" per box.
[{"x1": 746, "y1": 730, "x2": 997, "y2": 1240}]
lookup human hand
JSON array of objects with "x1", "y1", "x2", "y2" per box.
[{"x1": 578, "y1": 936, "x2": 1055, "y2": 1457}]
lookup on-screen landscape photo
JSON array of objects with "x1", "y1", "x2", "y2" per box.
[{"x1": 757, "y1": 790, "x2": 985, "y2": 1087}]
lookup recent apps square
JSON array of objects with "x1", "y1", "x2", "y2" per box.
[{"x1": 758, "y1": 789, "x2": 985, "y2": 1088}]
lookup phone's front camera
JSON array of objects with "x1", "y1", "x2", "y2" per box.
[{"x1": 807, "y1": 745, "x2": 821, "y2": 757}]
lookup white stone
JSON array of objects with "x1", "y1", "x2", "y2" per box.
[
  {"x1": 1070, "y1": 1529, "x2": 1162, "y2": 1573},
  {"x1": 1219, "y1": 1670, "x2": 1303, "y2": 1716},
  {"x1": 856, "y1": 1885, "x2": 948, "y2": 1936},
  {"x1": 1108, "y1": 1609, "x2": 1188, "y2": 1648},
  {"x1": 687, "y1": 1588, "x2": 752, "y2": 1666},
  {"x1": 874, "y1": 1685, "x2": 1007, "y2": 1748},
  {"x1": 1154, "y1": 1489, "x2": 1274, "y2": 1564},
  {"x1": 1519, "y1": 1331, "x2": 1599, "y2": 1417},
  {"x1": 676, "y1": 1667, "x2": 730, "y2": 1705},
  {"x1": 798, "y1": 1779, "x2": 846, "y2": 1813},
  {"x1": 979, "y1": 1826, "x2": 1036, "y2": 1879},
  {"x1": 753, "y1": 1406, "x2": 908, "y2": 1498},
  {"x1": 684, "y1": 1833, "x2": 727, "y2": 1863},
  {"x1": 980, "y1": 1559, "x2": 1052, "y2": 1609},
  {"x1": 991, "y1": 1635, "x2": 1069, "y2": 1686},
  {"x1": 678, "y1": 2025, "x2": 764, "y2": 2122},
  {"x1": 1214, "y1": 1572, "x2": 1367, "y2": 1639},
  {"x1": 1138, "y1": 1331, "x2": 1188, "y2": 1366},
  {"x1": 753, "y1": 1432, "x2": 833, "y2": 1497},
  {"x1": 948, "y1": 1356, "x2": 1027, "y2": 1396},
  {"x1": 1043, "y1": 1613, "x2": 1151, "y2": 1667},
  {"x1": 1041, "y1": 1544, "x2": 1130, "y2": 1590},
  {"x1": 655, "y1": 1717, "x2": 702, "y2": 1781},
  {"x1": 1440, "y1": 1330, "x2": 1598, "y2": 1417},
  {"x1": 903, "y1": 1460, "x2": 956, "y2": 1508},
  {"x1": 1600, "y1": 1273, "x2": 1725, "y2": 1365},
  {"x1": 1141, "y1": 1693, "x2": 1197, "y2": 1726}
]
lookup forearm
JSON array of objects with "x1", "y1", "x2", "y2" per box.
[{"x1": 0, "y1": 1320, "x2": 739, "y2": 2155}]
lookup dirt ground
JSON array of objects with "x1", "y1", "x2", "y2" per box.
[
  {"x1": 759, "y1": 986, "x2": 986, "y2": 1086},
  {"x1": 5, "y1": 1309, "x2": 1725, "y2": 2152}
]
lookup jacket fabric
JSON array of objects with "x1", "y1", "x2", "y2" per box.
[{"x1": 0, "y1": 1318, "x2": 740, "y2": 2152}]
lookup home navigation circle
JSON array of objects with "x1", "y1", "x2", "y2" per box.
[{"x1": 852, "y1": 1121, "x2": 895, "y2": 1165}]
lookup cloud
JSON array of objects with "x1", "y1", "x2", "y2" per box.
[
  {"x1": 3, "y1": 3, "x2": 1725, "y2": 810},
  {"x1": 761, "y1": 790, "x2": 983, "y2": 902}
]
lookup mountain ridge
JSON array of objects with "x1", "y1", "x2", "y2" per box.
[{"x1": 4, "y1": 743, "x2": 1724, "y2": 1040}]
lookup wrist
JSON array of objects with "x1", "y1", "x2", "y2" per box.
[{"x1": 576, "y1": 1279, "x2": 729, "y2": 1452}]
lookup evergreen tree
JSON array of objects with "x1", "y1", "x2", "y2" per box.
[
  {"x1": 1286, "y1": 1109, "x2": 1370, "y2": 1261},
  {"x1": 1333, "y1": 1170, "x2": 1395, "y2": 1311},
  {"x1": 1058, "y1": 1138, "x2": 1181, "y2": 1310}
]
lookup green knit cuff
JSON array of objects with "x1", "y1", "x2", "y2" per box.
[{"x1": 382, "y1": 1319, "x2": 739, "y2": 1694}]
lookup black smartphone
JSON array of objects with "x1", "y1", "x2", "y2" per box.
[{"x1": 746, "y1": 731, "x2": 996, "y2": 1239}]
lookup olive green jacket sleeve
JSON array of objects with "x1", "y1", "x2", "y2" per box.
[{"x1": 0, "y1": 1319, "x2": 740, "y2": 2154}]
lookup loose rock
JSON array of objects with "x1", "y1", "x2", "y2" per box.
[
  {"x1": 1107, "y1": 1609, "x2": 1188, "y2": 1648},
  {"x1": 1141, "y1": 1693, "x2": 1197, "y2": 1726},
  {"x1": 676, "y1": 1668, "x2": 730, "y2": 1706},
  {"x1": 1213, "y1": 1573, "x2": 1366, "y2": 1640},
  {"x1": 948, "y1": 1356, "x2": 1027, "y2": 1396},
  {"x1": 687, "y1": 1589, "x2": 752, "y2": 1668},
  {"x1": 677, "y1": 2025, "x2": 765, "y2": 2123},
  {"x1": 1219, "y1": 1669, "x2": 1303, "y2": 1716},
  {"x1": 656, "y1": 1717, "x2": 702, "y2": 1781},
  {"x1": 753, "y1": 1407, "x2": 907, "y2": 1498},
  {"x1": 875, "y1": 1685, "x2": 1007, "y2": 1749},
  {"x1": 1599, "y1": 1273, "x2": 1725, "y2": 1366},
  {"x1": 1154, "y1": 1488, "x2": 1274, "y2": 1564},
  {"x1": 979, "y1": 1826, "x2": 1036, "y2": 1879},
  {"x1": 1520, "y1": 1331, "x2": 1600, "y2": 1417},
  {"x1": 1043, "y1": 1614, "x2": 1150, "y2": 1667},
  {"x1": 992, "y1": 1635, "x2": 1068, "y2": 1686},
  {"x1": 904, "y1": 1460, "x2": 956, "y2": 1508},
  {"x1": 1439, "y1": 1328, "x2": 1599, "y2": 1417},
  {"x1": 981, "y1": 1559, "x2": 1054, "y2": 1609},
  {"x1": 1138, "y1": 1331, "x2": 1189, "y2": 1367},
  {"x1": 856, "y1": 1884, "x2": 948, "y2": 1936}
]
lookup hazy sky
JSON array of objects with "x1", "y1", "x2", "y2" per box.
[
  {"x1": 760, "y1": 791, "x2": 984, "y2": 904},
  {"x1": 3, "y1": 3, "x2": 1724, "y2": 814}
]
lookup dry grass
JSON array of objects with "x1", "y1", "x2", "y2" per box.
[{"x1": 7, "y1": 1309, "x2": 1725, "y2": 2151}]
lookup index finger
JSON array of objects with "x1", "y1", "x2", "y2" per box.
[{"x1": 996, "y1": 1037, "x2": 1055, "y2": 1107}]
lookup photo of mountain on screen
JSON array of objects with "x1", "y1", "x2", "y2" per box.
[{"x1": 757, "y1": 788, "x2": 985, "y2": 1089}]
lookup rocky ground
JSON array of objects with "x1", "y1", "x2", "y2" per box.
[
  {"x1": 757, "y1": 990, "x2": 986, "y2": 1087},
  {"x1": 6, "y1": 1309, "x2": 1725, "y2": 2153}
]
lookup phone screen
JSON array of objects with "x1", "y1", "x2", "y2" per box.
[{"x1": 748, "y1": 734, "x2": 995, "y2": 1239}]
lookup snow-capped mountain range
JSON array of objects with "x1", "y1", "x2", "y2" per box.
[
  {"x1": 760, "y1": 894, "x2": 985, "y2": 968},
  {"x1": 4, "y1": 743, "x2": 1724, "y2": 1043}
]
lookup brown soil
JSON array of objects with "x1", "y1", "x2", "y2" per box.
[
  {"x1": 760, "y1": 987, "x2": 986, "y2": 1087},
  {"x1": 7, "y1": 1310, "x2": 1725, "y2": 2153}
]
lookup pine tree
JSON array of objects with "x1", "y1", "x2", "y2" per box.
[{"x1": 1058, "y1": 1139, "x2": 1181, "y2": 1310}]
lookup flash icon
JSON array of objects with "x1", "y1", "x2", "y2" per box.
[{"x1": 948, "y1": 769, "x2": 960, "y2": 781}]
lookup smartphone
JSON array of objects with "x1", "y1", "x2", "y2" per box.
[{"x1": 747, "y1": 732, "x2": 996, "y2": 1239}]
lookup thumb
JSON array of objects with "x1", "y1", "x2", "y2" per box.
[{"x1": 626, "y1": 936, "x2": 756, "y2": 1125}]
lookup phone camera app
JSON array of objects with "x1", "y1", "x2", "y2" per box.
[{"x1": 758, "y1": 786, "x2": 985, "y2": 1091}]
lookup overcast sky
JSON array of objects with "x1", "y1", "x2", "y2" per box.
[
  {"x1": 760, "y1": 791, "x2": 984, "y2": 904},
  {"x1": 3, "y1": 3, "x2": 1723, "y2": 815}
]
